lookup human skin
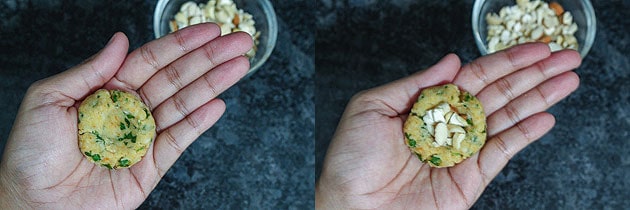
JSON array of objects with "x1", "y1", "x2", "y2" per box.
[
  {"x1": 0, "y1": 23, "x2": 252, "y2": 209},
  {"x1": 316, "y1": 43, "x2": 581, "y2": 209}
]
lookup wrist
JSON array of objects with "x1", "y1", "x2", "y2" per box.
[
  {"x1": 0, "y1": 167, "x2": 29, "y2": 209},
  {"x1": 315, "y1": 177, "x2": 345, "y2": 209}
]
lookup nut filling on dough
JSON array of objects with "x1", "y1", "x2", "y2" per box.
[
  {"x1": 403, "y1": 84, "x2": 487, "y2": 168},
  {"x1": 78, "y1": 89, "x2": 156, "y2": 169}
]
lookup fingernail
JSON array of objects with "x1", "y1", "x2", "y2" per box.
[{"x1": 106, "y1": 33, "x2": 117, "y2": 46}]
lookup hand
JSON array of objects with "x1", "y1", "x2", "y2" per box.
[
  {"x1": 0, "y1": 23, "x2": 252, "y2": 209},
  {"x1": 316, "y1": 43, "x2": 581, "y2": 209}
]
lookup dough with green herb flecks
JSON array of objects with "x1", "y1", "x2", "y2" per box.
[{"x1": 78, "y1": 89, "x2": 156, "y2": 169}]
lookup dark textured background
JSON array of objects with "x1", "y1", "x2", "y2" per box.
[
  {"x1": 0, "y1": 0, "x2": 314, "y2": 209},
  {"x1": 316, "y1": 0, "x2": 629, "y2": 209},
  {"x1": 2, "y1": 0, "x2": 629, "y2": 208}
]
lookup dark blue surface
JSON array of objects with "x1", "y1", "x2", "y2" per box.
[
  {"x1": 316, "y1": 0, "x2": 629, "y2": 209},
  {"x1": 0, "y1": 0, "x2": 314, "y2": 209}
]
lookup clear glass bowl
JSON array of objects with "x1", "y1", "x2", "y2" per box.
[
  {"x1": 472, "y1": 0, "x2": 596, "y2": 58},
  {"x1": 154, "y1": 0, "x2": 278, "y2": 75}
]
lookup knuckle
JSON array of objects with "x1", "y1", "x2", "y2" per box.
[
  {"x1": 516, "y1": 122, "x2": 533, "y2": 141},
  {"x1": 534, "y1": 86, "x2": 551, "y2": 106},
  {"x1": 172, "y1": 94, "x2": 190, "y2": 118},
  {"x1": 138, "y1": 88, "x2": 153, "y2": 109},
  {"x1": 201, "y1": 44, "x2": 217, "y2": 67},
  {"x1": 173, "y1": 31, "x2": 189, "y2": 52},
  {"x1": 140, "y1": 45, "x2": 160, "y2": 70},
  {"x1": 165, "y1": 65, "x2": 184, "y2": 90},
  {"x1": 494, "y1": 135, "x2": 513, "y2": 161},
  {"x1": 504, "y1": 104, "x2": 522, "y2": 125},
  {"x1": 163, "y1": 130, "x2": 184, "y2": 154},
  {"x1": 471, "y1": 61, "x2": 489, "y2": 85},
  {"x1": 185, "y1": 115, "x2": 201, "y2": 134},
  {"x1": 201, "y1": 74, "x2": 218, "y2": 98},
  {"x1": 496, "y1": 78, "x2": 516, "y2": 101}
]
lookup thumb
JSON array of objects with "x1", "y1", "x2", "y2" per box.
[
  {"x1": 358, "y1": 53, "x2": 462, "y2": 115},
  {"x1": 35, "y1": 32, "x2": 129, "y2": 102}
]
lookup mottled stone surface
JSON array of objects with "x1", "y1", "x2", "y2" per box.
[
  {"x1": 1, "y1": 0, "x2": 628, "y2": 208},
  {"x1": 0, "y1": 0, "x2": 314, "y2": 208},
  {"x1": 316, "y1": 0, "x2": 629, "y2": 209}
]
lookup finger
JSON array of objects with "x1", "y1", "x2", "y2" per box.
[
  {"x1": 352, "y1": 53, "x2": 461, "y2": 116},
  {"x1": 153, "y1": 99, "x2": 226, "y2": 176},
  {"x1": 152, "y1": 56, "x2": 249, "y2": 132},
  {"x1": 453, "y1": 42, "x2": 551, "y2": 95},
  {"x1": 107, "y1": 23, "x2": 221, "y2": 91},
  {"x1": 138, "y1": 32, "x2": 253, "y2": 109},
  {"x1": 487, "y1": 71, "x2": 579, "y2": 137},
  {"x1": 478, "y1": 112, "x2": 555, "y2": 185},
  {"x1": 477, "y1": 49, "x2": 582, "y2": 115}
]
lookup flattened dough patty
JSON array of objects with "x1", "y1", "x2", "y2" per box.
[
  {"x1": 403, "y1": 84, "x2": 486, "y2": 168},
  {"x1": 78, "y1": 89, "x2": 156, "y2": 169}
]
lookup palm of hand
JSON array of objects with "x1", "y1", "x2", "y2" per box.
[
  {"x1": 319, "y1": 44, "x2": 581, "y2": 209},
  {"x1": 329, "y1": 111, "x2": 490, "y2": 209},
  {"x1": 5, "y1": 102, "x2": 153, "y2": 208},
  {"x1": 1, "y1": 24, "x2": 252, "y2": 209}
]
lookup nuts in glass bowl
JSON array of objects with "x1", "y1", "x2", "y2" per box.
[
  {"x1": 485, "y1": 0, "x2": 579, "y2": 53},
  {"x1": 169, "y1": 0, "x2": 260, "y2": 58},
  {"x1": 154, "y1": 0, "x2": 278, "y2": 75}
]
